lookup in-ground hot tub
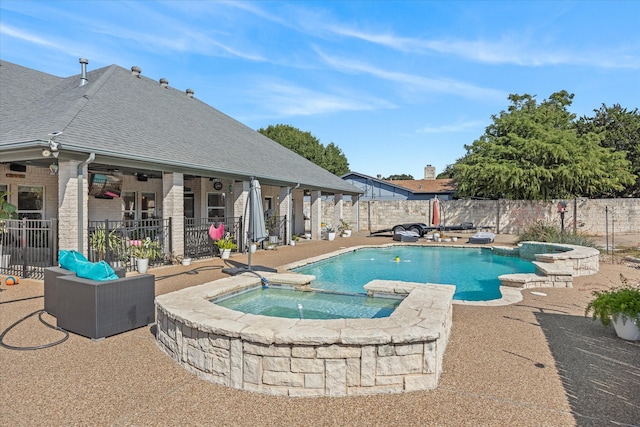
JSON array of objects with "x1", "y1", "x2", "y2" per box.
[{"x1": 155, "y1": 273, "x2": 454, "y2": 397}]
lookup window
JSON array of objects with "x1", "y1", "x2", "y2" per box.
[
  {"x1": 207, "y1": 193, "x2": 225, "y2": 219},
  {"x1": 184, "y1": 194, "x2": 195, "y2": 219},
  {"x1": 123, "y1": 191, "x2": 136, "y2": 221},
  {"x1": 17, "y1": 185, "x2": 44, "y2": 219},
  {"x1": 141, "y1": 192, "x2": 156, "y2": 219}
]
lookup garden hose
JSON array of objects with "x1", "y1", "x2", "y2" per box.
[{"x1": 0, "y1": 309, "x2": 69, "y2": 350}]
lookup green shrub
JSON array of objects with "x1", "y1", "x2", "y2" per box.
[
  {"x1": 585, "y1": 276, "x2": 640, "y2": 326},
  {"x1": 517, "y1": 220, "x2": 596, "y2": 247}
]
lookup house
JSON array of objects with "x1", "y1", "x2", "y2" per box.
[
  {"x1": 0, "y1": 58, "x2": 361, "y2": 272},
  {"x1": 341, "y1": 171, "x2": 455, "y2": 201}
]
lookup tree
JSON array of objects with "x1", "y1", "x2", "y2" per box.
[
  {"x1": 258, "y1": 124, "x2": 350, "y2": 176},
  {"x1": 452, "y1": 91, "x2": 635, "y2": 200},
  {"x1": 384, "y1": 174, "x2": 414, "y2": 180},
  {"x1": 436, "y1": 165, "x2": 455, "y2": 179},
  {"x1": 576, "y1": 104, "x2": 640, "y2": 197}
]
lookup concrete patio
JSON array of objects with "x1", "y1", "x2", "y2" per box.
[{"x1": 1, "y1": 232, "x2": 639, "y2": 426}]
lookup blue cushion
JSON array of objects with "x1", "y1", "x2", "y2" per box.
[
  {"x1": 59, "y1": 250, "x2": 119, "y2": 281},
  {"x1": 59, "y1": 250, "x2": 89, "y2": 268}
]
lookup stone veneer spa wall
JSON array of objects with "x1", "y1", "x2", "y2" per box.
[{"x1": 155, "y1": 274, "x2": 454, "y2": 397}]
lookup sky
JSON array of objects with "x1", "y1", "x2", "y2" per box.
[{"x1": 1, "y1": 1, "x2": 639, "y2": 179}]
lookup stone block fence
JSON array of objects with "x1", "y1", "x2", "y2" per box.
[{"x1": 319, "y1": 197, "x2": 639, "y2": 236}]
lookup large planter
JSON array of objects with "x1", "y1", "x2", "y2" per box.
[
  {"x1": 612, "y1": 316, "x2": 640, "y2": 341},
  {"x1": 327, "y1": 232, "x2": 336, "y2": 241},
  {"x1": 137, "y1": 258, "x2": 149, "y2": 274},
  {"x1": 220, "y1": 249, "x2": 231, "y2": 259},
  {"x1": 341, "y1": 230, "x2": 352, "y2": 237}
]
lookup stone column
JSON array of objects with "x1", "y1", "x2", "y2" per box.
[
  {"x1": 279, "y1": 186, "x2": 291, "y2": 243},
  {"x1": 310, "y1": 190, "x2": 322, "y2": 240},
  {"x1": 352, "y1": 194, "x2": 360, "y2": 232},
  {"x1": 163, "y1": 172, "x2": 184, "y2": 257},
  {"x1": 233, "y1": 180, "x2": 250, "y2": 250},
  {"x1": 57, "y1": 160, "x2": 82, "y2": 252},
  {"x1": 334, "y1": 193, "x2": 344, "y2": 231}
]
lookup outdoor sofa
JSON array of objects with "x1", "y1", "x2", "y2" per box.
[{"x1": 44, "y1": 250, "x2": 155, "y2": 340}]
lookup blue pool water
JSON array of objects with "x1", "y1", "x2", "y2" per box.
[
  {"x1": 214, "y1": 286, "x2": 401, "y2": 319},
  {"x1": 293, "y1": 247, "x2": 536, "y2": 301}
]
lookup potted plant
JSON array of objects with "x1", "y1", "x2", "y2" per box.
[
  {"x1": 0, "y1": 191, "x2": 18, "y2": 269},
  {"x1": 326, "y1": 225, "x2": 336, "y2": 241},
  {"x1": 129, "y1": 237, "x2": 162, "y2": 273},
  {"x1": 89, "y1": 225, "x2": 124, "y2": 263},
  {"x1": 290, "y1": 234, "x2": 299, "y2": 246},
  {"x1": 585, "y1": 276, "x2": 640, "y2": 341},
  {"x1": 339, "y1": 219, "x2": 352, "y2": 237},
  {"x1": 215, "y1": 237, "x2": 237, "y2": 259}
]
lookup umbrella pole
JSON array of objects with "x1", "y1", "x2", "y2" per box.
[{"x1": 247, "y1": 179, "x2": 253, "y2": 272}]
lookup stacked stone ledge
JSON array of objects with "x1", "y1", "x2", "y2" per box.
[
  {"x1": 155, "y1": 275, "x2": 454, "y2": 397},
  {"x1": 498, "y1": 242, "x2": 599, "y2": 289}
]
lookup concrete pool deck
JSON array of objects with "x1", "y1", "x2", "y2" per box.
[{"x1": 1, "y1": 232, "x2": 639, "y2": 425}]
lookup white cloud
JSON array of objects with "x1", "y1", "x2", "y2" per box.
[
  {"x1": 315, "y1": 48, "x2": 506, "y2": 100},
  {"x1": 241, "y1": 80, "x2": 395, "y2": 119},
  {"x1": 417, "y1": 120, "x2": 485, "y2": 134}
]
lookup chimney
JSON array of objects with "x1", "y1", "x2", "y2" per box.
[
  {"x1": 424, "y1": 164, "x2": 436, "y2": 180},
  {"x1": 79, "y1": 58, "x2": 88, "y2": 86},
  {"x1": 186, "y1": 88, "x2": 194, "y2": 98},
  {"x1": 131, "y1": 66, "x2": 141, "y2": 77},
  {"x1": 159, "y1": 78, "x2": 169, "y2": 88}
]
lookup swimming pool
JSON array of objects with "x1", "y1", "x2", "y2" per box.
[
  {"x1": 213, "y1": 285, "x2": 401, "y2": 319},
  {"x1": 292, "y1": 246, "x2": 536, "y2": 301}
]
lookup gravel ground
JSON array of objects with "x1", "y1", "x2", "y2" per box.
[{"x1": 1, "y1": 232, "x2": 639, "y2": 427}]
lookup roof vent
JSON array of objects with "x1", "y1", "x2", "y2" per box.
[
  {"x1": 131, "y1": 66, "x2": 141, "y2": 77},
  {"x1": 159, "y1": 78, "x2": 169, "y2": 88},
  {"x1": 186, "y1": 88, "x2": 194, "y2": 98},
  {"x1": 79, "y1": 58, "x2": 89, "y2": 86}
]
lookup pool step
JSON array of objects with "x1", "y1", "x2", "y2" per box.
[{"x1": 499, "y1": 272, "x2": 572, "y2": 289}]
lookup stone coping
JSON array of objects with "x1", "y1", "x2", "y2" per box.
[
  {"x1": 519, "y1": 241, "x2": 600, "y2": 264},
  {"x1": 278, "y1": 243, "x2": 526, "y2": 306},
  {"x1": 155, "y1": 273, "x2": 455, "y2": 346}
]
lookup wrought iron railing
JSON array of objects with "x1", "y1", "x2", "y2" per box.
[
  {"x1": 87, "y1": 218, "x2": 171, "y2": 272},
  {"x1": 0, "y1": 218, "x2": 58, "y2": 279},
  {"x1": 184, "y1": 216, "x2": 243, "y2": 259}
]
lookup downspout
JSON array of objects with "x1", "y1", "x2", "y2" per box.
[{"x1": 77, "y1": 153, "x2": 95, "y2": 254}]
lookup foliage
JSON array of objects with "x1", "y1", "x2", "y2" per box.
[
  {"x1": 384, "y1": 174, "x2": 414, "y2": 180},
  {"x1": 575, "y1": 104, "x2": 640, "y2": 197},
  {"x1": 89, "y1": 225, "x2": 124, "y2": 260},
  {"x1": 452, "y1": 91, "x2": 635, "y2": 200},
  {"x1": 585, "y1": 276, "x2": 640, "y2": 326},
  {"x1": 436, "y1": 165, "x2": 455, "y2": 179},
  {"x1": 325, "y1": 225, "x2": 335, "y2": 233},
  {"x1": 339, "y1": 219, "x2": 351, "y2": 231},
  {"x1": 258, "y1": 124, "x2": 350, "y2": 176},
  {"x1": 215, "y1": 237, "x2": 237, "y2": 250},
  {"x1": 0, "y1": 191, "x2": 18, "y2": 220},
  {"x1": 129, "y1": 237, "x2": 162, "y2": 260},
  {"x1": 516, "y1": 220, "x2": 597, "y2": 247}
]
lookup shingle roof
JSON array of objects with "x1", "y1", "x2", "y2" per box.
[{"x1": 0, "y1": 60, "x2": 360, "y2": 194}]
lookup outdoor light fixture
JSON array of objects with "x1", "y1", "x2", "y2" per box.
[
  {"x1": 47, "y1": 131, "x2": 63, "y2": 158},
  {"x1": 43, "y1": 131, "x2": 63, "y2": 173}
]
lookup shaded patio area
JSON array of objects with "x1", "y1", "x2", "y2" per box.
[{"x1": 1, "y1": 232, "x2": 638, "y2": 426}]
